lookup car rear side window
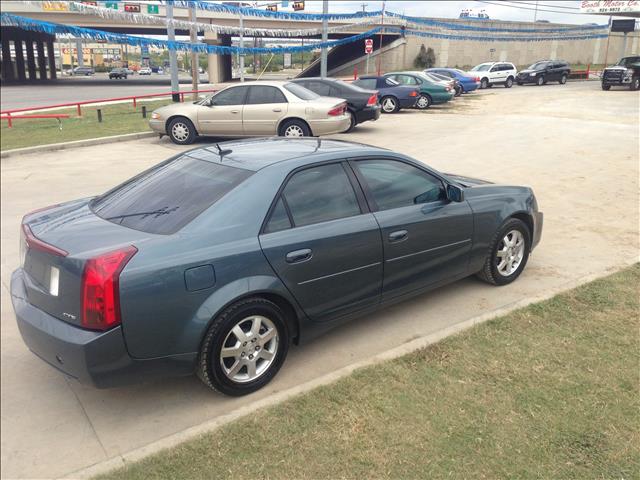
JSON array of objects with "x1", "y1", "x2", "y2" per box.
[
  {"x1": 283, "y1": 82, "x2": 319, "y2": 100},
  {"x1": 279, "y1": 164, "x2": 361, "y2": 228},
  {"x1": 264, "y1": 198, "x2": 291, "y2": 234},
  {"x1": 354, "y1": 79, "x2": 377, "y2": 90},
  {"x1": 355, "y1": 159, "x2": 445, "y2": 211},
  {"x1": 247, "y1": 86, "x2": 287, "y2": 104},
  {"x1": 91, "y1": 155, "x2": 253, "y2": 234}
]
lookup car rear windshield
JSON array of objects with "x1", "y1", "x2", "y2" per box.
[
  {"x1": 91, "y1": 155, "x2": 253, "y2": 234},
  {"x1": 283, "y1": 82, "x2": 319, "y2": 100}
]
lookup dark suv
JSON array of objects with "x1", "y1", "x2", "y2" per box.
[
  {"x1": 602, "y1": 56, "x2": 640, "y2": 91},
  {"x1": 516, "y1": 60, "x2": 571, "y2": 86},
  {"x1": 109, "y1": 68, "x2": 128, "y2": 80}
]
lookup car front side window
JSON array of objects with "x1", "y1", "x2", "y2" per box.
[
  {"x1": 211, "y1": 86, "x2": 249, "y2": 106},
  {"x1": 276, "y1": 163, "x2": 361, "y2": 229},
  {"x1": 355, "y1": 159, "x2": 445, "y2": 211}
]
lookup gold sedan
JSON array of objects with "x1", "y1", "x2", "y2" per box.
[{"x1": 149, "y1": 81, "x2": 351, "y2": 144}]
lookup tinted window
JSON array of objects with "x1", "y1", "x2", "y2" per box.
[
  {"x1": 353, "y1": 78, "x2": 377, "y2": 90},
  {"x1": 355, "y1": 160, "x2": 445, "y2": 211},
  {"x1": 385, "y1": 77, "x2": 400, "y2": 86},
  {"x1": 328, "y1": 85, "x2": 342, "y2": 97},
  {"x1": 91, "y1": 156, "x2": 253, "y2": 234},
  {"x1": 283, "y1": 82, "x2": 318, "y2": 100},
  {"x1": 437, "y1": 70, "x2": 454, "y2": 78},
  {"x1": 307, "y1": 81, "x2": 332, "y2": 96},
  {"x1": 264, "y1": 197, "x2": 291, "y2": 233},
  {"x1": 282, "y1": 164, "x2": 361, "y2": 228},
  {"x1": 246, "y1": 86, "x2": 287, "y2": 104},
  {"x1": 394, "y1": 75, "x2": 419, "y2": 85},
  {"x1": 212, "y1": 86, "x2": 249, "y2": 106}
]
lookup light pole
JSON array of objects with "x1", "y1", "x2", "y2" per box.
[
  {"x1": 320, "y1": 0, "x2": 328, "y2": 78},
  {"x1": 167, "y1": 1, "x2": 180, "y2": 102},
  {"x1": 189, "y1": 4, "x2": 198, "y2": 100},
  {"x1": 239, "y1": 12, "x2": 245, "y2": 82}
]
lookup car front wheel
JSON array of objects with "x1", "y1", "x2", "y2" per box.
[
  {"x1": 168, "y1": 117, "x2": 197, "y2": 145},
  {"x1": 380, "y1": 96, "x2": 399, "y2": 113},
  {"x1": 415, "y1": 94, "x2": 431, "y2": 109},
  {"x1": 480, "y1": 78, "x2": 489, "y2": 89},
  {"x1": 505, "y1": 77, "x2": 514, "y2": 88},
  {"x1": 477, "y1": 218, "x2": 531, "y2": 286},
  {"x1": 197, "y1": 297, "x2": 290, "y2": 396},
  {"x1": 631, "y1": 78, "x2": 640, "y2": 91},
  {"x1": 536, "y1": 75, "x2": 545, "y2": 86},
  {"x1": 602, "y1": 83, "x2": 611, "y2": 90},
  {"x1": 560, "y1": 74, "x2": 567, "y2": 85}
]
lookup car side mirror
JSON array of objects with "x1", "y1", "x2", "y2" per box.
[{"x1": 446, "y1": 184, "x2": 464, "y2": 202}]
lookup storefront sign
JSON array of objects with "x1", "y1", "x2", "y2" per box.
[{"x1": 580, "y1": 1, "x2": 640, "y2": 15}]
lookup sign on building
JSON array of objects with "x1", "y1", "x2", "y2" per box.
[{"x1": 580, "y1": 1, "x2": 640, "y2": 15}]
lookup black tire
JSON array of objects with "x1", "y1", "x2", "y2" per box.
[
  {"x1": 536, "y1": 75, "x2": 545, "y2": 86},
  {"x1": 480, "y1": 77, "x2": 489, "y2": 89},
  {"x1": 476, "y1": 218, "x2": 531, "y2": 286},
  {"x1": 345, "y1": 110, "x2": 357, "y2": 132},
  {"x1": 559, "y1": 74, "x2": 567, "y2": 85},
  {"x1": 197, "y1": 297, "x2": 290, "y2": 396},
  {"x1": 602, "y1": 83, "x2": 611, "y2": 91},
  {"x1": 380, "y1": 96, "x2": 399, "y2": 113},
  {"x1": 454, "y1": 85, "x2": 462, "y2": 97},
  {"x1": 505, "y1": 76, "x2": 514, "y2": 88},
  {"x1": 631, "y1": 77, "x2": 640, "y2": 91},
  {"x1": 279, "y1": 118, "x2": 311, "y2": 137},
  {"x1": 167, "y1": 116, "x2": 197, "y2": 145},
  {"x1": 415, "y1": 94, "x2": 432, "y2": 110}
]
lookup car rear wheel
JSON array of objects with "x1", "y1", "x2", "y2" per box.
[
  {"x1": 480, "y1": 78, "x2": 489, "y2": 89},
  {"x1": 505, "y1": 77, "x2": 514, "y2": 88},
  {"x1": 415, "y1": 94, "x2": 432, "y2": 109},
  {"x1": 380, "y1": 96, "x2": 399, "y2": 113},
  {"x1": 559, "y1": 74, "x2": 567, "y2": 85},
  {"x1": 279, "y1": 119, "x2": 311, "y2": 137},
  {"x1": 631, "y1": 78, "x2": 640, "y2": 91},
  {"x1": 197, "y1": 297, "x2": 290, "y2": 396},
  {"x1": 454, "y1": 85, "x2": 462, "y2": 97},
  {"x1": 345, "y1": 110, "x2": 357, "y2": 132},
  {"x1": 168, "y1": 117, "x2": 197, "y2": 145},
  {"x1": 536, "y1": 75, "x2": 545, "y2": 86},
  {"x1": 476, "y1": 218, "x2": 531, "y2": 286}
]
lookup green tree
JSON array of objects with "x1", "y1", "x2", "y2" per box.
[{"x1": 414, "y1": 44, "x2": 436, "y2": 69}]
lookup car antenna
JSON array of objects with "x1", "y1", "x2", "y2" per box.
[{"x1": 215, "y1": 143, "x2": 233, "y2": 161}]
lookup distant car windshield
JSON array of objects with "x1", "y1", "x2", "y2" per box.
[
  {"x1": 471, "y1": 64, "x2": 491, "y2": 71},
  {"x1": 91, "y1": 155, "x2": 253, "y2": 234},
  {"x1": 528, "y1": 62, "x2": 548, "y2": 70},
  {"x1": 283, "y1": 82, "x2": 319, "y2": 100}
]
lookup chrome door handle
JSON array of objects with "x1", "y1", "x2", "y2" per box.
[
  {"x1": 231, "y1": 110, "x2": 240, "y2": 114},
  {"x1": 389, "y1": 230, "x2": 408, "y2": 242},
  {"x1": 286, "y1": 248, "x2": 312, "y2": 264},
  {"x1": 272, "y1": 108, "x2": 282, "y2": 112}
]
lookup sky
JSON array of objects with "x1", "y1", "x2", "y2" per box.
[{"x1": 272, "y1": 1, "x2": 612, "y2": 25}]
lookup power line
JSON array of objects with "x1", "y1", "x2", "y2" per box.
[{"x1": 475, "y1": 1, "x2": 590, "y2": 15}]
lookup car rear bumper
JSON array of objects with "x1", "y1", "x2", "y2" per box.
[
  {"x1": 432, "y1": 92, "x2": 455, "y2": 104},
  {"x1": 462, "y1": 82, "x2": 479, "y2": 92},
  {"x1": 355, "y1": 105, "x2": 381, "y2": 124},
  {"x1": 308, "y1": 114, "x2": 351, "y2": 135},
  {"x1": 11, "y1": 269, "x2": 195, "y2": 388}
]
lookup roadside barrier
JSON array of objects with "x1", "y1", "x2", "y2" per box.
[
  {"x1": 569, "y1": 64, "x2": 591, "y2": 80},
  {"x1": 0, "y1": 88, "x2": 218, "y2": 126},
  {"x1": 1, "y1": 113, "x2": 70, "y2": 129}
]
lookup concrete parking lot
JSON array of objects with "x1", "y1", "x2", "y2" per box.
[{"x1": 1, "y1": 81, "x2": 638, "y2": 479}]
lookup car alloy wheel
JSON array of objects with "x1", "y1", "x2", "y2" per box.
[
  {"x1": 284, "y1": 124, "x2": 304, "y2": 137},
  {"x1": 416, "y1": 94, "x2": 431, "y2": 109},
  {"x1": 496, "y1": 230, "x2": 525, "y2": 277},
  {"x1": 537, "y1": 76, "x2": 544, "y2": 86},
  {"x1": 219, "y1": 315, "x2": 279, "y2": 383},
  {"x1": 171, "y1": 122, "x2": 190, "y2": 142},
  {"x1": 505, "y1": 77, "x2": 513, "y2": 88},
  {"x1": 381, "y1": 97, "x2": 398, "y2": 113},
  {"x1": 560, "y1": 74, "x2": 567, "y2": 85},
  {"x1": 481, "y1": 78, "x2": 489, "y2": 89},
  {"x1": 632, "y1": 78, "x2": 640, "y2": 91}
]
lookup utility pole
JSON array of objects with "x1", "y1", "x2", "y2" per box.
[
  {"x1": 361, "y1": 3, "x2": 367, "y2": 12},
  {"x1": 376, "y1": 1, "x2": 386, "y2": 76},
  {"x1": 239, "y1": 12, "x2": 245, "y2": 82},
  {"x1": 167, "y1": 1, "x2": 180, "y2": 102},
  {"x1": 189, "y1": 4, "x2": 198, "y2": 100},
  {"x1": 320, "y1": 0, "x2": 328, "y2": 78},
  {"x1": 533, "y1": 0, "x2": 539, "y2": 22}
]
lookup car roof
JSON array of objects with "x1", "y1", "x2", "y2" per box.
[
  {"x1": 221, "y1": 80, "x2": 293, "y2": 88},
  {"x1": 181, "y1": 138, "x2": 389, "y2": 172}
]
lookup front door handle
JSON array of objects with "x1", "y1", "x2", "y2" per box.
[
  {"x1": 231, "y1": 110, "x2": 240, "y2": 114},
  {"x1": 286, "y1": 248, "x2": 312, "y2": 264},
  {"x1": 272, "y1": 108, "x2": 282, "y2": 112},
  {"x1": 389, "y1": 230, "x2": 408, "y2": 243}
]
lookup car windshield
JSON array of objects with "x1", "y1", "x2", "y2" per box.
[
  {"x1": 91, "y1": 155, "x2": 253, "y2": 234},
  {"x1": 528, "y1": 62, "x2": 548, "y2": 70},
  {"x1": 283, "y1": 82, "x2": 319, "y2": 100},
  {"x1": 471, "y1": 64, "x2": 491, "y2": 71},
  {"x1": 617, "y1": 56, "x2": 640, "y2": 66}
]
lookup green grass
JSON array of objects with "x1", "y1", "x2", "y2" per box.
[
  {"x1": 99, "y1": 265, "x2": 640, "y2": 480},
  {"x1": 1, "y1": 99, "x2": 173, "y2": 151}
]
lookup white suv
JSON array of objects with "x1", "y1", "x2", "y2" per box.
[{"x1": 469, "y1": 62, "x2": 518, "y2": 89}]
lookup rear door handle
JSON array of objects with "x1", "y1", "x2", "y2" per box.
[
  {"x1": 286, "y1": 248, "x2": 312, "y2": 264},
  {"x1": 389, "y1": 230, "x2": 408, "y2": 242}
]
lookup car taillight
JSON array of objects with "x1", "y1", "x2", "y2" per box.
[
  {"x1": 409, "y1": 90, "x2": 418, "y2": 97},
  {"x1": 475, "y1": 77, "x2": 480, "y2": 82},
  {"x1": 328, "y1": 102, "x2": 347, "y2": 116},
  {"x1": 366, "y1": 93, "x2": 378, "y2": 106},
  {"x1": 81, "y1": 246, "x2": 137, "y2": 331},
  {"x1": 21, "y1": 223, "x2": 68, "y2": 257}
]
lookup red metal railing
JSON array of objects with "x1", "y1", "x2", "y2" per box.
[
  {"x1": 1, "y1": 88, "x2": 218, "y2": 123},
  {"x1": 569, "y1": 64, "x2": 591, "y2": 79},
  {"x1": 1, "y1": 114, "x2": 70, "y2": 128}
]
